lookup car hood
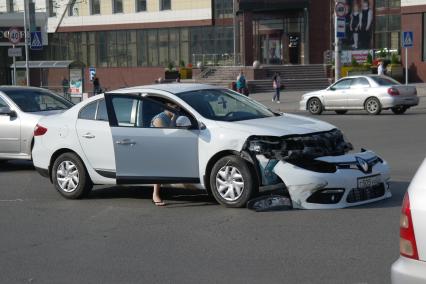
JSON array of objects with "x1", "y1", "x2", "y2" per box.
[{"x1": 217, "y1": 113, "x2": 336, "y2": 136}]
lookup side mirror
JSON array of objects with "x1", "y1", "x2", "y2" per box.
[
  {"x1": 176, "y1": 116, "x2": 192, "y2": 128},
  {"x1": 0, "y1": 106, "x2": 16, "y2": 117},
  {"x1": 329, "y1": 87, "x2": 336, "y2": 91}
]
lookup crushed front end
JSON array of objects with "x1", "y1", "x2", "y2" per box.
[{"x1": 244, "y1": 129, "x2": 391, "y2": 209}]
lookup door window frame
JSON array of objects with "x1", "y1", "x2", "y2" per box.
[{"x1": 104, "y1": 93, "x2": 198, "y2": 129}]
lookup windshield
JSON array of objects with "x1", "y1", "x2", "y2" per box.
[
  {"x1": 4, "y1": 89, "x2": 73, "y2": 112},
  {"x1": 176, "y1": 89, "x2": 275, "y2": 122},
  {"x1": 371, "y1": 76, "x2": 400, "y2": 86}
]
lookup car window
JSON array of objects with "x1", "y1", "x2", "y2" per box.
[
  {"x1": 142, "y1": 98, "x2": 191, "y2": 128},
  {"x1": 177, "y1": 89, "x2": 274, "y2": 122},
  {"x1": 78, "y1": 101, "x2": 97, "y2": 120},
  {"x1": 370, "y1": 76, "x2": 400, "y2": 86},
  {"x1": 111, "y1": 97, "x2": 140, "y2": 127},
  {"x1": 3, "y1": 89, "x2": 73, "y2": 112},
  {"x1": 351, "y1": 78, "x2": 370, "y2": 88},
  {"x1": 96, "y1": 99, "x2": 108, "y2": 121},
  {"x1": 332, "y1": 79, "x2": 352, "y2": 90},
  {"x1": 0, "y1": 96, "x2": 8, "y2": 108}
]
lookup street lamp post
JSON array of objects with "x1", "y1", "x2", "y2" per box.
[{"x1": 23, "y1": 0, "x2": 30, "y2": 86}]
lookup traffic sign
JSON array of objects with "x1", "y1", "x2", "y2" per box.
[
  {"x1": 335, "y1": 2, "x2": 346, "y2": 18},
  {"x1": 402, "y1": 31, "x2": 413, "y2": 48},
  {"x1": 336, "y1": 17, "x2": 346, "y2": 39},
  {"x1": 30, "y1": 31, "x2": 42, "y2": 50},
  {"x1": 8, "y1": 47, "x2": 22, "y2": 57},
  {"x1": 8, "y1": 27, "x2": 21, "y2": 44}
]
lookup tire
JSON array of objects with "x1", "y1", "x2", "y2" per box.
[
  {"x1": 391, "y1": 106, "x2": 408, "y2": 115},
  {"x1": 335, "y1": 110, "x2": 348, "y2": 115},
  {"x1": 209, "y1": 155, "x2": 258, "y2": 208},
  {"x1": 51, "y1": 152, "x2": 93, "y2": 199},
  {"x1": 364, "y1": 97, "x2": 382, "y2": 115},
  {"x1": 307, "y1": 98, "x2": 323, "y2": 115}
]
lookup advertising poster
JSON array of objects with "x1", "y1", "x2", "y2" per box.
[
  {"x1": 340, "y1": 0, "x2": 374, "y2": 50},
  {"x1": 69, "y1": 68, "x2": 83, "y2": 95}
]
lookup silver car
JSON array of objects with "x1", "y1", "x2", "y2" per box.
[
  {"x1": 300, "y1": 75, "x2": 419, "y2": 115},
  {"x1": 0, "y1": 86, "x2": 73, "y2": 161}
]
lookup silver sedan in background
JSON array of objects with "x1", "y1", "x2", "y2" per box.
[
  {"x1": 300, "y1": 75, "x2": 419, "y2": 115},
  {"x1": 0, "y1": 86, "x2": 73, "y2": 161}
]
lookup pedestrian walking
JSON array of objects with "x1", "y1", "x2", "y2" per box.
[
  {"x1": 93, "y1": 76, "x2": 101, "y2": 95},
  {"x1": 377, "y1": 61, "x2": 385, "y2": 76},
  {"x1": 272, "y1": 72, "x2": 281, "y2": 103},
  {"x1": 236, "y1": 70, "x2": 247, "y2": 95},
  {"x1": 61, "y1": 77, "x2": 69, "y2": 99}
]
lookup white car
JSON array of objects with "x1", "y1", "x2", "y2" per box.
[
  {"x1": 391, "y1": 158, "x2": 426, "y2": 283},
  {"x1": 0, "y1": 86, "x2": 73, "y2": 161},
  {"x1": 32, "y1": 84, "x2": 391, "y2": 209},
  {"x1": 300, "y1": 75, "x2": 419, "y2": 115}
]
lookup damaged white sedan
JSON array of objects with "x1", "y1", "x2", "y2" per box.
[{"x1": 32, "y1": 84, "x2": 391, "y2": 209}]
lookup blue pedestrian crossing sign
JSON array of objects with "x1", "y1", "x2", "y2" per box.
[
  {"x1": 402, "y1": 31, "x2": 413, "y2": 48},
  {"x1": 30, "y1": 31, "x2": 43, "y2": 50}
]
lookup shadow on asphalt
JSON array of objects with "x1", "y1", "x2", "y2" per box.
[
  {"x1": 89, "y1": 186, "x2": 217, "y2": 207},
  {"x1": 0, "y1": 160, "x2": 34, "y2": 172}
]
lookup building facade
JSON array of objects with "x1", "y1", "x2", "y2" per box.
[
  {"x1": 401, "y1": 0, "x2": 426, "y2": 82},
  {"x1": 1, "y1": 0, "x2": 414, "y2": 90}
]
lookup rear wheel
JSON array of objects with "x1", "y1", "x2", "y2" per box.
[
  {"x1": 307, "y1": 98, "x2": 323, "y2": 115},
  {"x1": 209, "y1": 155, "x2": 257, "y2": 208},
  {"x1": 335, "y1": 110, "x2": 348, "y2": 115},
  {"x1": 52, "y1": 152, "x2": 93, "y2": 199},
  {"x1": 391, "y1": 106, "x2": 408, "y2": 115},
  {"x1": 365, "y1": 97, "x2": 382, "y2": 115}
]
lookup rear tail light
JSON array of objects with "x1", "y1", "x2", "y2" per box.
[
  {"x1": 388, "y1": 87, "x2": 400, "y2": 96},
  {"x1": 34, "y1": 124, "x2": 47, "y2": 136},
  {"x1": 399, "y1": 193, "x2": 419, "y2": 260}
]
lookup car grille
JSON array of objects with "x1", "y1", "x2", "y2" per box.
[{"x1": 346, "y1": 184, "x2": 385, "y2": 203}]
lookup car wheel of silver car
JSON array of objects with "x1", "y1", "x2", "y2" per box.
[
  {"x1": 52, "y1": 152, "x2": 93, "y2": 199},
  {"x1": 391, "y1": 106, "x2": 408, "y2": 115},
  {"x1": 365, "y1": 97, "x2": 382, "y2": 115},
  {"x1": 210, "y1": 155, "x2": 257, "y2": 208},
  {"x1": 307, "y1": 98, "x2": 323, "y2": 115}
]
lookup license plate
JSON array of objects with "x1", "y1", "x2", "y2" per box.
[{"x1": 357, "y1": 175, "x2": 381, "y2": 189}]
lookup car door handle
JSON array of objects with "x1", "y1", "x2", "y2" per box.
[
  {"x1": 115, "y1": 139, "x2": 136, "y2": 146},
  {"x1": 82, "y1": 133, "x2": 95, "y2": 139}
]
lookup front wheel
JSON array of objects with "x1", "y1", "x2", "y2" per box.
[
  {"x1": 210, "y1": 156, "x2": 257, "y2": 208},
  {"x1": 365, "y1": 97, "x2": 382, "y2": 115},
  {"x1": 52, "y1": 152, "x2": 93, "y2": 199},
  {"x1": 307, "y1": 98, "x2": 323, "y2": 115},
  {"x1": 391, "y1": 106, "x2": 408, "y2": 115}
]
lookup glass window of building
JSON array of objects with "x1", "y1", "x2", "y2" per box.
[
  {"x1": 137, "y1": 30, "x2": 148, "y2": 66},
  {"x1": 137, "y1": 0, "x2": 147, "y2": 12},
  {"x1": 91, "y1": 0, "x2": 100, "y2": 15},
  {"x1": 159, "y1": 30, "x2": 169, "y2": 66},
  {"x1": 48, "y1": 0, "x2": 56, "y2": 17},
  {"x1": 389, "y1": 0, "x2": 401, "y2": 8},
  {"x1": 160, "y1": 0, "x2": 171, "y2": 11},
  {"x1": 113, "y1": 0, "x2": 123, "y2": 13},
  {"x1": 69, "y1": 0, "x2": 79, "y2": 16},
  {"x1": 6, "y1": 0, "x2": 14, "y2": 12},
  {"x1": 148, "y1": 30, "x2": 159, "y2": 66}
]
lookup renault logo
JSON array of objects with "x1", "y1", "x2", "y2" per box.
[{"x1": 356, "y1": 157, "x2": 370, "y2": 173}]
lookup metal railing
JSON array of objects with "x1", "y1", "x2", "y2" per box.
[{"x1": 192, "y1": 53, "x2": 242, "y2": 67}]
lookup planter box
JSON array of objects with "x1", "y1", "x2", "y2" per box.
[
  {"x1": 165, "y1": 70, "x2": 179, "y2": 80},
  {"x1": 386, "y1": 64, "x2": 403, "y2": 81},
  {"x1": 179, "y1": 68, "x2": 192, "y2": 79},
  {"x1": 341, "y1": 66, "x2": 372, "y2": 77}
]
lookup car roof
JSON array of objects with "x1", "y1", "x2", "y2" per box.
[
  {"x1": 110, "y1": 83, "x2": 223, "y2": 94},
  {"x1": 0, "y1": 86, "x2": 53, "y2": 93},
  {"x1": 344, "y1": 75, "x2": 388, "y2": 79}
]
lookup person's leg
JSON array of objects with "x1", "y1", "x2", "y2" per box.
[
  {"x1": 276, "y1": 88, "x2": 280, "y2": 102},
  {"x1": 152, "y1": 184, "x2": 165, "y2": 206},
  {"x1": 272, "y1": 89, "x2": 277, "y2": 101}
]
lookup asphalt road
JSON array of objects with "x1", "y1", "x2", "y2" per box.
[{"x1": 1, "y1": 90, "x2": 425, "y2": 284}]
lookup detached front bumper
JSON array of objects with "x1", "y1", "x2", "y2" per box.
[{"x1": 272, "y1": 150, "x2": 391, "y2": 209}]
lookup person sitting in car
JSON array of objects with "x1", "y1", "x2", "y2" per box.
[{"x1": 150, "y1": 102, "x2": 181, "y2": 206}]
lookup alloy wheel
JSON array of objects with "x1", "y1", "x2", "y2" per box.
[
  {"x1": 215, "y1": 165, "x2": 245, "y2": 201},
  {"x1": 56, "y1": 160, "x2": 80, "y2": 193}
]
